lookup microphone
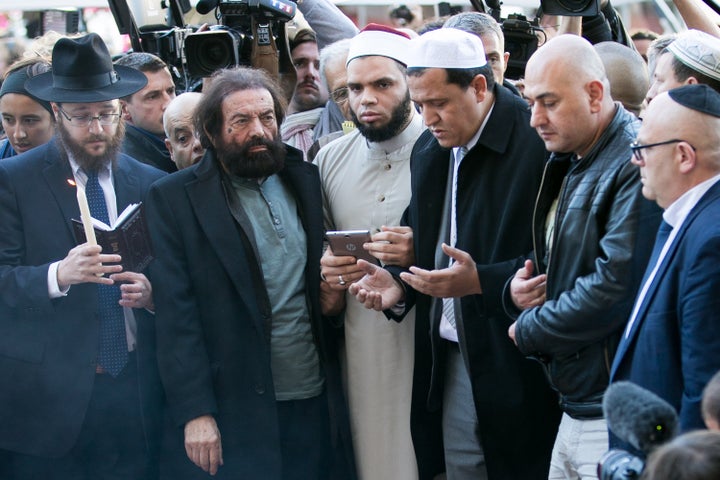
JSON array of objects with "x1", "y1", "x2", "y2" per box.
[
  {"x1": 196, "y1": 0, "x2": 220, "y2": 15},
  {"x1": 603, "y1": 381, "x2": 679, "y2": 455}
]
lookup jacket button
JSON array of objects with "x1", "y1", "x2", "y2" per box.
[{"x1": 255, "y1": 384, "x2": 266, "y2": 395}]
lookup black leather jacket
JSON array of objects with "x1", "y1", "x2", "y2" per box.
[{"x1": 512, "y1": 106, "x2": 661, "y2": 418}]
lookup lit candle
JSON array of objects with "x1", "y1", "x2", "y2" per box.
[{"x1": 68, "y1": 179, "x2": 97, "y2": 246}]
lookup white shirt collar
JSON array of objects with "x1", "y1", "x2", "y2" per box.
[
  {"x1": 453, "y1": 102, "x2": 495, "y2": 158},
  {"x1": 663, "y1": 172, "x2": 720, "y2": 229}
]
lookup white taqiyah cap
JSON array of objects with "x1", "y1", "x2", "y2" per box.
[
  {"x1": 406, "y1": 27, "x2": 487, "y2": 69},
  {"x1": 346, "y1": 23, "x2": 413, "y2": 66},
  {"x1": 668, "y1": 29, "x2": 720, "y2": 83}
]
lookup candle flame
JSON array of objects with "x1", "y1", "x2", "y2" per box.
[{"x1": 67, "y1": 179, "x2": 77, "y2": 187}]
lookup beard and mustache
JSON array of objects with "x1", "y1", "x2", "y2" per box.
[
  {"x1": 215, "y1": 134, "x2": 286, "y2": 179},
  {"x1": 57, "y1": 117, "x2": 125, "y2": 173},
  {"x1": 351, "y1": 90, "x2": 412, "y2": 143}
]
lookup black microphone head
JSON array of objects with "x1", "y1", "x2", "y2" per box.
[
  {"x1": 604, "y1": 381, "x2": 679, "y2": 455},
  {"x1": 196, "y1": 0, "x2": 220, "y2": 15}
]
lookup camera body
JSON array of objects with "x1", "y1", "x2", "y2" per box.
[
  {"x1": 500, "y1": 14, "x2": 540, "y2": 80},
  {"x1": 113, "y1": 0, "x2": 296, "y2": 91},
  {"x1": 597, "y1": 449, "x2": 645, "y2": 480},
  {"x1": 183, "y1": 0, "x2": 295, "y2": 77}
]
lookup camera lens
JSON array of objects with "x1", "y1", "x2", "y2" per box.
[{"x1": 185, "y1": 29, "x2": 243, "y2": 77}]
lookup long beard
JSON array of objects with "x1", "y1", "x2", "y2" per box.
[
  {"x1": 57, "y1": 119, "x2": 125, "y2": 173},
  {"x1": 352, "y1": 90, "x2": 412, "y2": 143},
  {"x1": 216, "y1": 135, "x2": 286, "y2": 179}
]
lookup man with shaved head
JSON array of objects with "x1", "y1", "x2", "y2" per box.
[
  {"x1": 505, "y1": 35, "x2": 660, "y2": 479},
  {"x1": 611, "y1": 84, "x2": 720, "y2": 433},
  {"x1": 594, "y1": 41, "x2": 648, "y2": 116},
  {"x1": 163, "y1": 92, "x2": 204, "y2": 170}
]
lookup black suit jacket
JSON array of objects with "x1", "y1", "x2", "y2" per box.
[
  {"x1": 0, "y1": 139, "x2": 165, "y2": 458},
  {"x1": 146, "y1": 147, "x2": 355, "y2": 479},
  {"x1": 390, "y1": 85, "x2": 561, "y2": 479},
  {"x1": 122, "y1": 125, "x2": 178, "y2": 174}
]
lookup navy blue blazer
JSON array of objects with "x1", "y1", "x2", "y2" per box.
[
  {"x1": 0, "y1": 139, "x2": 165, "y2": 457},
  {"x1": 611, "y1": 180, "x2": 720, "y2": 431}
]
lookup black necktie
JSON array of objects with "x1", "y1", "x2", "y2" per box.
[
  {"x1": 85, "y1": 171, "x2": 128, "y2": 377},
  {"x1": 640, "y1": 220, "x2": 673, "y2": 287}
]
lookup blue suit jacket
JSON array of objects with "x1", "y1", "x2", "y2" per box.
[
  {"x1": 0, "y1": 139, "x2": 165, "y2": 457},
  {"x1": 611, "y1": 180, "x2": 720, "y2": 431}
]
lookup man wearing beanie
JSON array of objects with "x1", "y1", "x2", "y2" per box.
[
  {"x1": 0, "y1": 33, "x2": 164, "y2": 479},
  {"x1": 612, "y1": 84, "x2": 720, "y2": 432},
  {"x1": 315, "y1": 23, "x2": 433, "y2": 480},
  {"x1": 0, "y1": 59, "x2": 55, "y2": 158},
  {"x1": 646, "y1": 29, "x2": 720, "y2": 104},
  {"x1": 348, "y1": 27, "x2": 560, "y2": 479}
]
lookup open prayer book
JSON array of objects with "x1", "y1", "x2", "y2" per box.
[{"x1": 72, "y1": 203, "x2": 154, "y2": 272}]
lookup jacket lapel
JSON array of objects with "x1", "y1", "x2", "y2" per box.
[
  {"x1": 113, "y1": 156, "x2": 141, "y2": 212},
  {"x1": 613, "y1": 182, "x2": 720, "y2": 376},
  {"x1": 42, "y1": 143, "x2": 79, "y2": 240},
  {"x1": 186, "y1": 155, "x2": 265, "y2": 333}
]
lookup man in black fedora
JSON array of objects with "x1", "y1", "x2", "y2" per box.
[{"x1": 0, "y1": 33, "x2": 165, "y2": 479}]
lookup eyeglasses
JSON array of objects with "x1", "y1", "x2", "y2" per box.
[
  {"x1": 630, "y1": 139, "x2": 696, "y2": 162},
  {"x1": 330, "y1": 87, "x2": 349, "y2": 104},
  {"x1": 58, "y1": 107, "x2": 121, "y2": 128}
]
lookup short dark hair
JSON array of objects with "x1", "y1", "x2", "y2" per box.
[
  {"x1": 407, "y1": 65, "x2": 495, "y2": 91},
  {"x1": 670, "y1": 54, "x2": 720, "y2": 94},
  {"x1": 114, "y1": 52, "x2": 169, "y2": 102},
  {"x1": 631, "y1": 29, "x2": 659, "y2": 42},
  {"x1": 195, "y1": 67, "x2": 287, "y2": 150},
  {"x1": 114, "y1": 52, "x2": 168, "y2": 74},
  {"x1": 290, "y1": 29, "x2": 317, "y2": 53}
]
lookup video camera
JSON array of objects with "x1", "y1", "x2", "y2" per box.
[
  {"x1": 108, "y1": 0, "x2": 297, "y2": 92},
  {"x1": 597, "y1": 382, "x2": 679, "y2": 480},
  {"x1": 475, "y1": 0, "x2": 542, "y2": 79}
]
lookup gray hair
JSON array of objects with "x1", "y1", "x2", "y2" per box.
[
  {"x1": 319, "y1": 38, "x2": 351, "y2": 90},
  {"x1": 443, "y1": 12, "x2": 505, "y2": 50}
]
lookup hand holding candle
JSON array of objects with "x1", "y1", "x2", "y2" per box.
[{"x1": 68, "y1": 179, "x2": 97, "y2": 246}]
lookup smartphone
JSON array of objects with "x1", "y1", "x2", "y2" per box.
[{"x1": 326, "y1": 229, "x2": 379, "y2": 265}]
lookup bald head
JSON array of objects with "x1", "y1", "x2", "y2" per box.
[
  {"x1": 163, "y1": 92, "x2": 204, "y2": 169},
  {"x1": 527, "y1": 35, "x2": 608, "y2": 87},
  {"x1": 594, "y1": 42, "x2": 648, "y2": 117},
  {"x1": 635, "y1": 90, "x2": 720, "y2": 208},
  {"x1": 524, "y1": 35, "x2": 615, "y2": 157}
]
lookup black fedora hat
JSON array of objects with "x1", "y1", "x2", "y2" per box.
[{"x1": 26, "y1": 33, "x2": 147, "y2": 103}]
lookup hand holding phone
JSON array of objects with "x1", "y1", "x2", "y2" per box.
[{"x1": 326, "y1": 230, "x2": 380, "y2": 265}]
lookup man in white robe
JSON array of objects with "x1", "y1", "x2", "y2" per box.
[{"x1": 314, "y1": 24, "x2": 429, "y2": 480}]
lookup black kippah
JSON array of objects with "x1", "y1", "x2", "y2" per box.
[{"x1": 668, "y1": 84, "x2": 720, "y2": 118}]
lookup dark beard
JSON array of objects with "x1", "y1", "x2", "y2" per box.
[
  {"x1": 351, "y1": 90, "x2": 412, "y2": 143},
  {"x1": 216, "y1": 135, "x2": 286, "y2": 179},
  {"x1": 57, "y1": 119, "x2": 125, "y2": 173}
]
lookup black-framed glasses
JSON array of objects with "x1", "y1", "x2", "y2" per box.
[
  {"x1": 630, "y1": 139, "x2": 696, "y2": 162},
  {"x1": 330, "y1": 87, "x2": 349, "y2": 104},
  {"x1": 58, "y1": 107, "x2": 121, "y2": 128}
]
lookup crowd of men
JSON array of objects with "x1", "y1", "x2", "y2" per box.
[{"x1": 1, "y1": 1, "x2": 720, "y2": 479}]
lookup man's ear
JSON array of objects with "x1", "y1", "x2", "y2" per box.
[
  {"x1": 502, "y1": 52, "x2": 510, "y2": 74},
  {"x1": 471, "y1": 74, "x2": 488, "y2": 103},
  {"x1": 587, "y1": 80, "x2": 604, "y2": 113},
  {"x1": 120, "y1": 100, "x2": 132, "y2": 122},
  {"x1": 676, "y1": 141, "x2": 697, "y2": 174},
  {"x1": 51, "y1": 102, "x2": 61, "y2": 122},
  {"x1": 165, "y1": 138, "x2": 174, "y2": 160}
]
